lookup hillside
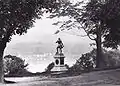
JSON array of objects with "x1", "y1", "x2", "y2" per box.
[{"x1": 3, "y1": 68, "x2": 120, "y2": 86}]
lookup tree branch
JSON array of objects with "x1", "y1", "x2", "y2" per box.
[{"x1": 80, "y1": 22, "x2": 96, "y2": 40}]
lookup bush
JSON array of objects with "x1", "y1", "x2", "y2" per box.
[
  {"x1": 45, "y1": 62, "x2": 54, "y2": 73},
  {"x1": 69, "y1": 49, "x2": 120, "y2": 76},
  {"x1": 4, "y1": 55, "x2": 30, "y2": 77},
  {"x1": 68, "y1": 49, "x2": 96, "y2": 75}
]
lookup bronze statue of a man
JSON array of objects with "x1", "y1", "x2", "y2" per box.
[{"x1": 56, "y1": 38, "x2": 64, "y2": 53}]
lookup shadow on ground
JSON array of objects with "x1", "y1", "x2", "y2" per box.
[{"x1": 4, "y1": 79, "x2": 16, "y2": 84}]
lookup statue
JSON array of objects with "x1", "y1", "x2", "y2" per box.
[
  {"x1": 56, "y1": 38, "x2": 64, "y2": 54},
  {"x1": 51, "y1": 38, "x2": 68, "y2": 72}
]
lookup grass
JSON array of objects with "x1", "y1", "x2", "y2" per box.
[{"x1": 2, "y1": 68, "x2": 120, "y2": 86}]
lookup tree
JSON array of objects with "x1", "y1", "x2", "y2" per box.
[
  {"x1": 4, "y1": 55, "x2": 29, "y2": 76},
  {"x1": 49, "y1": 0, "x2": 105, "y2": 68},
  {"x1": 69, "y1": 49, "x2": 120, "y2": 75},
  {"x1": 80, "y1": 0, "x2": 120, "y2": 67},
  {"x1": 0, "y1": 0, "x2": 62, "y2": 83},
  {"x1": 50, "y1": 0, "x2": 120, "y2": 68},
  {"x1": 105, "y1": 50, "x2": 120, "y2": 67}
]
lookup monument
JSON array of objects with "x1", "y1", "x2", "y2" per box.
[{"x1": 51, "y1": 38, "x2": 68, "y2": 72}]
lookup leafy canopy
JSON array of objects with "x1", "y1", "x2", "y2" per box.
[
  {"x1": 82, "y1": 0, "x2": 120, "y2": 48},
  {"x1": 50, "y1": 0, "x2": 120, "y2": 49},
  {"x1": 0, "y1": 0, "x2": 60, "y2": 43}
]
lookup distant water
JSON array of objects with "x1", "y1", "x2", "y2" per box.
[{"x1": 24, "y1": 53, "x2": 80, "y2": 73}]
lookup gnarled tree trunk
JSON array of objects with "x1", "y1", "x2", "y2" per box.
[
  {"x1": 96, "y1": 30, "x2": 103, "y2": 68},
  {"x1": 0, "y1": 41, "x2": 6, "y2": 83},
  {"x1": 96, "y1": 22, "x2": 106, "y2": 68}
]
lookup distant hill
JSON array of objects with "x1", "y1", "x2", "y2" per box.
[{"x1": 5, "y1": 41, "x2": 92, "y2": 55}]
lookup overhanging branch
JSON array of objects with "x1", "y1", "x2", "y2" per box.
[{"x1": 80, "y1": 23, "x2": 96, "y2": 40}]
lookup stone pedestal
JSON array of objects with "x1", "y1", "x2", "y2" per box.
[{"x1": 51, "y1": 52, "x2": 68, "y2": 72}]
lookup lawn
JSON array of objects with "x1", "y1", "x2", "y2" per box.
[{"x1": 2, "y1": 68, "x2": 120, "y2": 86}]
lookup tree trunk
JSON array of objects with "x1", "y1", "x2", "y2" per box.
[
  {"x1": 96, "y1": 22, "x2": 105, "y2": 68},
  {"x1": 96, "y1": 29, "x2": 102, "y2": 68},
  {"x1": 0, "y1": 41, "x2": 6, "y2": 83}
]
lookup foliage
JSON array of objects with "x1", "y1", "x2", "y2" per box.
[
  {"x1": 4, "y1": 55, "x2": 29, "y2": 76},
  {"x1": 69, "y1": 49, "x2": 120, "y2": 74},
  {"x1": 80, "y1": 0, "x2": 120, "y2": 49},
  {"x1": 45, "y1": 62, "x2": 54, "y2": 73},
  {"x1": 0, "y1": 0, "x2": 61, "y2": 43},
  {"x1": 52, "y1": 0, "x2": 120, "y2": 48},
  {"x1": 0, "y1": 0, "x2": 63, "y2": 82},
  {"x1": 105, "y1": 50, "x2": 120, "y2": 67},
  {"x1": 49, "y1": 0, "x2": 120, "y2": 68},
  {"x1": 70, "y1": 49, "x2": 96, "y2": 73},
  {"x1": 65, "y1": 64, "x2": 69, "y2": 69}
]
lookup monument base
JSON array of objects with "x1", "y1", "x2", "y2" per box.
[{"x1": 51, "y1": 65, "x2": 68, "y2": 72}]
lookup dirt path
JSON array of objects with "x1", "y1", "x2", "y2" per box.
[{"x1": 2, "y1": 69, "x2": 120, "y2": 86}]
